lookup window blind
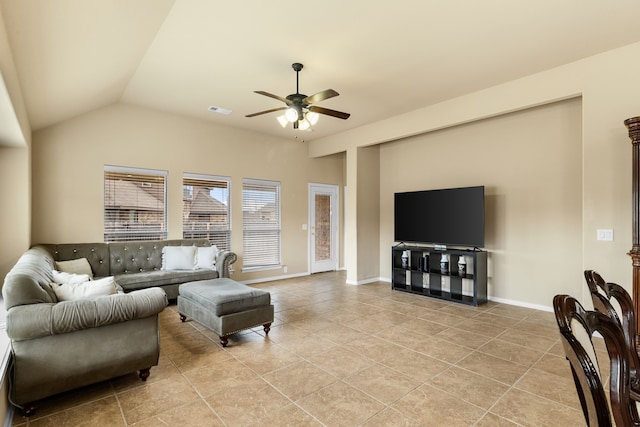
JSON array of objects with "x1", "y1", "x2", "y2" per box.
[
  {"x1": 242, "y1": 178, "x2": 281, "y2": 270},
  {"x1": 183, "y1": 173, "x2": 231, "y2": 251},
  {"x1": 104, "y1": 166, "x2": 167, "y2": 242}
]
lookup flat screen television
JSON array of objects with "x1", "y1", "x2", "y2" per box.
[{"x1": 394, "y1": 186, "x2": 485, "y2": 248}]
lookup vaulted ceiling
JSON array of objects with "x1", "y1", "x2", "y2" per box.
[{"x1": 3, "y1": 0, "x2": 640, "y2": 143}]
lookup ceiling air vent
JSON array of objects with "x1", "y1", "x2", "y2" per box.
[{"x1": 208, "y1": 106, "x2": 232, "y2": 115}]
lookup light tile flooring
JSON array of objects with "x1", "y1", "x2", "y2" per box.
[{"x1": 12, "y1": 271, "x2": 599, "y2": 426}]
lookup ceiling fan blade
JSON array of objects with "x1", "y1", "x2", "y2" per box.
[
  {"x1": 308, "y1": 105, "x2": 350, "y2": 120},
  {"x1": 303, "y1": 89, "x2": 339, "y2": 105},
  {"x1": 254, "y1": 91, "x2": 291, "y2": 105},
  {"x1": 245, "y1": 107, "x2": 287, "y2": 118}
]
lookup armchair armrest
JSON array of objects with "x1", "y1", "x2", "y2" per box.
[
  {"x1": 216, "y1": 251, "x2": 237, "y2": 278},
  {"x1": 6, "y1": 287, "x2": 168, "y2": 341}
]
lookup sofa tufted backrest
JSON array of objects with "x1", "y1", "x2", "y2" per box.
[
  {"x1": 3, "y1": 246, "x2": 58, "y2": 310},
  {"x1": 42, "y1": 243, "x2": 111, "y2": 278},
  {"x1": 108, "y1": 239, "x2": 211, "y2": 275}
]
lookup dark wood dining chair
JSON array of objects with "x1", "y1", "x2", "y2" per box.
[
  {"x1": 584, "y1": 270, "x2": 640, "y2": 385},
  {"x1": 553, "y1": 294, "x2": 640, "y2": 426}
]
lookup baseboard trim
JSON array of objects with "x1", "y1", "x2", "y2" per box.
[
  {"x1": 345, "y1": 277, "x2": 385, "y2": 285},
  {"x1": 488, "y1": 296, "x2": 553, "y2": 312},
  {"x1": 240, "y1": 272, "x2": 310, "y2": 286}
]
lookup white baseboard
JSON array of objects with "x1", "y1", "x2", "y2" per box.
[
  {"x1": 346, "y1": 277, "x2": 386, "y2": 285},
  {"x1": 240, "y1": 272, "x2": 310, "y2": 286},
  {"x1": 488, "y1": 296, "x2": 553, "y2": 312}
]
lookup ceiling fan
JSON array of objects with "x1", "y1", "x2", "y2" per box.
[{"x1": 246, "y1": 63, "x2": 350, "y2": 130}]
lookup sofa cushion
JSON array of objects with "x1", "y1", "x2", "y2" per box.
[
  {"x1": 114, "y1": 269, "x2": 217, "y2": 293},
  {"x1": 52, "y1": 270, "x2": 91, "y2": 285},
  {"x1": 51, "y1": 276, "x2": 118, "y2": 301},
  {"x1": 162, "y1": 246, "x2": 197, "y2": 270},
  {"x1": 55, "y1": 258, "x2": 93, "y2": 276},
  {"x1": 196, "y1": 246, "x2": 218, "y2": 270}
]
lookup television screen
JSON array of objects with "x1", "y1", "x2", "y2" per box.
[{"x1": 394, "y1": 186, "x2": 485, "y2": 248}]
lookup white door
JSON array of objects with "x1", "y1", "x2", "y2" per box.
[{"x1": 309, "y1": 183, "x2": 339, "y2": 273}]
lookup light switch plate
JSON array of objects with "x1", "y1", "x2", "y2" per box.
[{"x1": 597, "y1": 229, "x2": 614, "y2": 241}]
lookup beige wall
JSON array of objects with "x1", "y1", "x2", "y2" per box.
[
  {"x1": 0, "y1": 146, "x2": 30, "y2": 282},
  {"x1": 344, "y1": 145, "x2": 381, "y2": 284},
  {"x1": 0, "y1": 5, "x2": 31, "y2": 283},
  {"x1": 355, "y1": 145, "x2": 380, "y2": 283},
  {"x1": 310, "y1": 41, "x2": 640, "y2": 310},
  {"x1": 31, "y1": 103, "x2": 345, "y2": 283},
  {"x1": 379, "y1": 99, "x2": 583, "y2": 308}
]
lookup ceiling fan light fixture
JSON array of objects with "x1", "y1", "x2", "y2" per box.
[
  {"x1": 285, "y1": 107, "x2": 299, "y2": 122},
  {"x1": 307, "y1": 111, "x2": 319, "y2": 125},
  {"x1": 277, "y1": 115, "x2": 288, "y2": 128},
  {"x1": 298, "y1": 119, "x2": 311, "y2": 131}
]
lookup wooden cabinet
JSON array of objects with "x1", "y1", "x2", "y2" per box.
[{"x1": 392, "y1": 245, "x2": 487, "y2": 306}]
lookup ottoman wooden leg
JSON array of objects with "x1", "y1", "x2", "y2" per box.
[
  {"x1": 22, "y1": 402, "x2": 37, "y2": 417},
  {"x1": 264, "y1": 323, "x2": 272, "y2": 335},
  {"x1": 139, "y1": 368, "x2": 151, "y2": 381},
  {"x1": 220, "y1": 335, "x2": 229, "y2": 347}
]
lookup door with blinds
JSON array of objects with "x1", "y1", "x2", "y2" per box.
[{"x1": 309, "y1": 183, "x2": 338, "y2": 274}]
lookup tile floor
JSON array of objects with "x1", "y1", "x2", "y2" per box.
[{"x1": 11, "y1": 271, "x2": 600, "y2": 426}]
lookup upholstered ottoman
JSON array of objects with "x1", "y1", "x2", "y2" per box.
[{"x1": 177, "y1": 278, "x2": 274, "y2": 347}]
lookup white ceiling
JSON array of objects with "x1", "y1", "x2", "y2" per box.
[{"x1": 3, "y1": 0, "x2": 640, "y2": 142}]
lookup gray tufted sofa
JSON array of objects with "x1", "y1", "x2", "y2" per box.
[
  {"x1": 41, "y1": 238, "x2": 237, "y2": 299},
  {"x1": 2, "y1": 239, "x2": 237, "y2": 415}
]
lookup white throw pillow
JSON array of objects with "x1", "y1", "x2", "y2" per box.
[
  {"x1": 52, "y1": 270, "x2": 91, "y2": 285},
  {"x1": 55, "y1": 258, "x2": 93, "y2": 276},
  {"x1": 196, "y1": 246, "x2": 218, "y2": 270},
  {"x1": 51, "y1": 276, "x2": 117, "y2": 301},
  {"x1": 162, "y1": 246, "x2": 197, "y2": 271}
]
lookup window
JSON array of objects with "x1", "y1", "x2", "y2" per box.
[
  {"x1": 183, "y1": 173, "x2": 231, "y2": 251},
  {"x1": 104, "y1": 166, "x2": 167, "y2": 242},
  {"x1": 242, "y1": 178, "x2": 281, "y2": 270}
]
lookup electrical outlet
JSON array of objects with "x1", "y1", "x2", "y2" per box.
[
  {"x1": 597, "y1": 229, "x2": 614, "y2": 241},
  {"x1": 283, "y1": 266, "x2": 288, "y2": 273}
]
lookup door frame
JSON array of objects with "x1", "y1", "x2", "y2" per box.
[{"x1": 308, "y1": 183, "x2": 339, "y2": 274}]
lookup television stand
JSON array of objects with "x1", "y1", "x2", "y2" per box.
[{"x1": 391, "y1": 245, "x2": 487, "y2": 306}]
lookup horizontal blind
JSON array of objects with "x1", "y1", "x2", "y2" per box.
[
  {"x1": 242, "y1": 179, "x2": 281, "y2": 269},
  {"x1": 183, "y1": 174, "x2": 231, "y2": 251},
  {"x1": 104, "y1": 166, "x2": 167, "y2": 242}
]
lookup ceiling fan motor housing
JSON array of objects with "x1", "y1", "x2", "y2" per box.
[{"x1": 286, "y1": 93, "x2": 308, "y2": 106}]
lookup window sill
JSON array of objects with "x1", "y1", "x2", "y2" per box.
[{"x1": 241, "y1": 265, "x2": 281, "y2": 273}]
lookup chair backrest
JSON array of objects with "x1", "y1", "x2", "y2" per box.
[
  {"x1": 553, "y1": 294, "x2": 639, "y2": 426},
  {"x1": 584, "y1": 270, "x2": 640, "y2": 382},
  {"x1": 585, "y1": 270, "x2": 614, "y2": 315}
]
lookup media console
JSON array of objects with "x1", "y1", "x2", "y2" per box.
[{"x1": 391, "y1": 245, "x2": 487, "y2": 306}]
